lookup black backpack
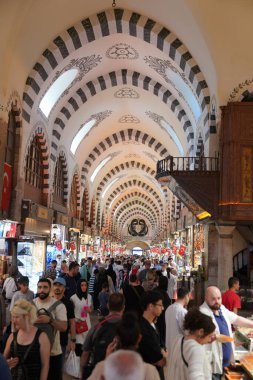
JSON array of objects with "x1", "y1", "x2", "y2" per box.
[
  {"x1": 33, "y1": 299, "x2": 62, "y2": 348},
  {"x1": 82, "y1": 316, "x2": 120, "y2": 380}
]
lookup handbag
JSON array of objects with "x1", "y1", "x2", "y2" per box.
[{"x1": 75, "y1": 320, "x2": 88, "y2": 334}]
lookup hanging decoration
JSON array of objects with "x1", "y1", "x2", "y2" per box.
[{"x1": 128, "y1": 219, "x2": 148, "y2": 237}]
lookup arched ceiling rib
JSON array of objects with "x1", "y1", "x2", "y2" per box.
[{"x1": 16, "y1": 4, "x2": 215, "y2": 242}]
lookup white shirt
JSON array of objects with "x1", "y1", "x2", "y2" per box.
[
  {"x1": 165, "y1": 302, "x2": 187, "y2": 352},
  {"x1": 3, "y1": 277, "x2": 17, "y2": 299},
  {"x1": 70, "y1": 293, "x2": 93, "y2": 344},
  {"x1": 167, "y1": 337, "x2": 212, "y2": 380},
  {"x1": 33, "y1": 297, "x2": 67, "y2": 356},
  {"x1": 199, "y1": 302, "x2": 237, "y2": 375}
]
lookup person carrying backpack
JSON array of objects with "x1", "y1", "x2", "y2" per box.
[
  {"x1": 33, "y1": 278, "x2": 67, "y2": 380},
  {"x1": 81, "y1": 292, "x2": 125, "y2": 380}
]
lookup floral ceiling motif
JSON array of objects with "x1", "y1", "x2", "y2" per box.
[
  {"x1": 53, "y1": 55, "x2": 102, "y2": 96},
  {"x1": 106, "y1": 43, "x2": 139, "y2": 59},
  {"x1": 144, "y1": 55, "x2": 199, "y2": 112},
  {"x1": 228, "y1": 78, "x2": 253, "y2": 102},
  {"x1": 119, "y1": 114, "x2": 140, "y2": 123},
  {"x1": 114, "y1": 87, "x2": 140, "y2": 99},
  {"x1": 84, "y1": 110, "x2": 113, "y2": 138}
]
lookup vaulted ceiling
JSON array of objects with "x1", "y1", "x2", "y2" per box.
[{"x1": 1, "y1": 0, "x2": 252, "y2": 243}]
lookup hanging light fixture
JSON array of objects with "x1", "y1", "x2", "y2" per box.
[{"x1": 112, "y1": 0, "x2": 116, "y2": 7}]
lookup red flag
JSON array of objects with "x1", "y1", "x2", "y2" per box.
[
  {"x1": 69, "y1": 241, "x2": 76, "y2": 251},
  {"x1": 1, "y1": 163, "x2": 12, "y2": 211}
]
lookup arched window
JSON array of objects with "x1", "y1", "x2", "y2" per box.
[
  {"x1": 53, "y1": 156, "x2": 65, "y2": 205},
  {"x1": 69, "y1": 177, "x2": 78, "y2": 218},
  {"x1": 25, "y1": 136, "x2": 43, "y2": 189}
]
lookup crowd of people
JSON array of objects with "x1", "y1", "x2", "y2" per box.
[{"x1": 0, "y1": 255, "x2": 252, "y2": 380}]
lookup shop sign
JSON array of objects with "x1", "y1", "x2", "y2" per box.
[
  {"x1": 37, "y1": 207, "x2": 48, "y2": 220},
  {"x1": 61, "y1": 215, "x2": 69, "y2": 225}
]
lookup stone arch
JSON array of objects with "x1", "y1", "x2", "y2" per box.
[
  {"x1": 23, "y1": 8, "x2": 209, "y2": 124},
  {"x1": 81, "y1": 128, "x2": 170, "y2": 184},
  {"x1": 23, "y1": 123, "x2": 50, "y2": 195},
  {"x1": 96, "y1": 160, "x2": 156, "y2": 200},
  {"x1": 52, "y1": 149, "x2": 69, "y2": 204},
  {"x1": 50, "y1": 70, "x2": 195, "y2": 159},
  {"x1": 105, "y1": 180, "x2": 165, "y2": 210},
  {"x1": 111, "y1": 192, "x2": 160, "y2": 216},
  {"x1": 69, "y1": 169, "x2": 81, "y2": 212},
  {"x1": 115, "y1": 199, "x2": 158, "y2": 223}
]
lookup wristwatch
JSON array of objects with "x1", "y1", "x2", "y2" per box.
[{"x1": 71, "y1": 338, "x2": 76, "y2": 342}]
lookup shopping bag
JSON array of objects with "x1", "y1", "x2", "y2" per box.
[{"x1": 65, "y1": 350, "x2": 81, "y2": 378}]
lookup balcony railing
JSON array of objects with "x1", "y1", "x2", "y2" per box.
[{"x1": 156, "y1": 156, "x2": 219, "y2": 179}]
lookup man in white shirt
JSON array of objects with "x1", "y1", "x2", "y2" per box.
[
  {"x1": 165, "y1": 287, "x2": 190, "y2": 352},
  {"x1": 33, "y1": 277, "x2": 67, "y2": 380},
  {"x1": 200, "y1": 286, "x2": 253, "y2": 380}
]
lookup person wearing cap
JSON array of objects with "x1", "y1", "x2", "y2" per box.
[
  {"x1": 138, "y1": 260, "x2": 152, "y2": 283},
  {"x1": 10, "y1": 276, "x2": 34, "y2": 311},
  {"x1": 52, "y1": 277, "x2": 76, "y2": 365}
]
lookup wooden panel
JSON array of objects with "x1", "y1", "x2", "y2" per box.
[{"x1": 220, "y1": 102, "x2": 253, "y2": 220}]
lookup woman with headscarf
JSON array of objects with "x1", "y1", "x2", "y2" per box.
[
  {"x1": 4, "y1": 299, "x2": 50, "y2": 380},
  {"x1": 70, "y1": 279, "x2": 93, "y2": 356}
]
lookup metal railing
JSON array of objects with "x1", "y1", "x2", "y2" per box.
[{"x1": 156, "y1": 156, "x2": 219, "y2": 178}]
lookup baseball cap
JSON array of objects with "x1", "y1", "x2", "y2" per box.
[{"x1": 53, "y1": 277, "x2": 66, "y2": 287}]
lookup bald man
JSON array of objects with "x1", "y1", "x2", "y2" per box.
[{"x1": 200, "y1": 286, "x2": 253, "y2": 380}]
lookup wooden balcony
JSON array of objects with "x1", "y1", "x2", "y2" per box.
[{"x1": 156, "y1": 156, "x2": 220, "y2": 218}]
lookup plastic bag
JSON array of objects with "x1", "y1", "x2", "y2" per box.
[{"x1": 65, "y1": 350, "x2": 81, "y2": 378}]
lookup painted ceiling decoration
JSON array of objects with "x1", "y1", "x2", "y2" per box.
[
  {"x1": 118, "y1": 115, "x2": 140, "y2": 123},
  {"x1": 105, "y1": 43, "x2": 139, "y2": 59},
  {"x1": 114, "y1": 87, "x2": 140, "y2": 99},
  {"x1": 12, "y1": 3, "x2": 224, "y2": 243},
  {"x1": 128, "y1": 219, "x2": 149, "y2": 237}
]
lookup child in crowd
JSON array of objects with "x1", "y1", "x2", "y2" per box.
[{"x1": 98, "y1": 282, "x2": 109, "y2": 316}]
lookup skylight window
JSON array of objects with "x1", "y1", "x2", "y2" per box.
[
  {"x1": 161, "y1": 119, "x2": 184, "y2": 156},
  {"x1": 39, "y1": 69, "x2": 78, "y2": 117},
  {"x1": 102, "y1": 178, "x2": 119, "y2": 199},
  {"x1": 91, "y1": 156, "x2": 111, "y2": 183},
  {"x1": 70, "y1": 119, "x2": 96, "y2": 155},
  {"x1": 167, "y1": 70, "x2": 201, "y2": 121}
]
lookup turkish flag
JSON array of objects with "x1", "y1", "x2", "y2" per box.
[{"x1": 1, "y1": 163, "x2": 12, "y2": 211}]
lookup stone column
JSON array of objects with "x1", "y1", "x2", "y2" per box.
[{"x1": 216, "y1": 224, "x2": 235, "y2": 291}]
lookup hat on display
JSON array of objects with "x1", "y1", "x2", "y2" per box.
[{"x1": 53, "y1": 277, "x2": 66, "y2": 287}]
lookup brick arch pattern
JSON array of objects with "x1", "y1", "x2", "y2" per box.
[
  {"x1": 114, "y1": 199, "x2": 158, "y2": 224},
  {"x1": 70, "y1": 171, "x2": 81, "y2": 212},
  {"x1": 96, "y1": 161, "x2": 156, "y2": 200},
  {"x1": 81, "y1": 188, "x2": 90, "y2": 226},
  {"x1": 82, "y1": 129, "x2": 170, "y2": 184},
  {"x1": 23, "y1": 8, "x2": 209, "y2": 126},
  {"x1": 194, "y1": 133, "x2": 204, "y2": 169},
  {"x1": 111, "y1": 192, "x2": 160, "y2": 217},
  {"x1": 53, "y1": 150, "x2": 69, "y2": 204},
  {"x1": 105, "y1": 180, "x2": 165, "y2": 211},
  {"x1": 24, "y1": 126, "x2": 50, "y2": 194},
  {"x1": 50, "y1": 69, "x2": 195, "y2": 160},
  {"x1": 116, "y1": 208, "x2": 156, "y2": 229}
]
